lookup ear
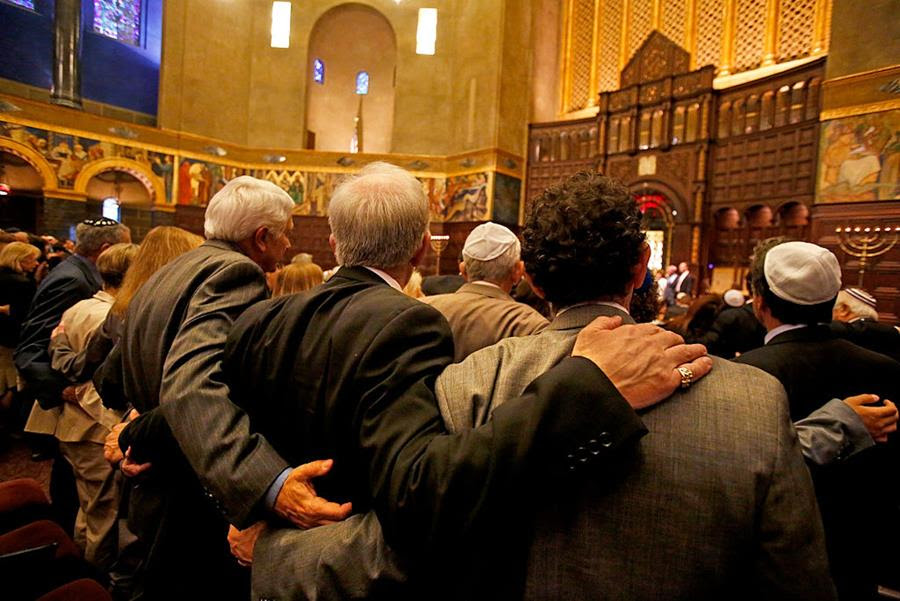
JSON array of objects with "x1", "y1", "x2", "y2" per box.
[
  {"x1": 98, "y1": 242, "x2": 112, "y2": 255},
  {"x1": 252, "y1": 226, "x2": 269, "y2": 253},
  {"x1": 523, "y1": 272, "x2": 547, "y2": 300},
  {"x1": 511, "y1": 260, "x2": 526, "y2": 284},
  {"x1": 459, "y1": 261, "x2": 468, "y2": 280},
  {"x1": 632, "y1": 243, "x2": 651, "y2": 289},
  {"x1": 410, "y1": 231, "x2": 431, "y2": 268},
  {"x1": 328, "y1": 233, "x2": 337, "y2": 254}
]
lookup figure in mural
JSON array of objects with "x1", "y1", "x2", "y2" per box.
[
  {"x1": 444, "y1": 173, "x2": 489, "y2": 221},
  {"x1": 177, "y1": 159, "x2": 193, "y2": 205},
  {"x1": 819, "y1": 110, "x2": 900, "y2": 202},
  {"x1": 151, "y1": 155, "x2": 175, "y2": 203}
]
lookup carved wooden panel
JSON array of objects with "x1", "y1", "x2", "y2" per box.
[
  {"x1": 811, "y1": 201, "x2": 900, "y2": 324},
  {"x1": 696, "y1": 0, "x2": 724, "y2": 68},
  {"x1": 628, "y1": 0, "x2": 654, "y2": 62},
  {"x1": 735, "y1": 0, "x2": 766, "y2": 72},
  {"x1": 661, "y1": 0, "x2": 687, "y2": 48},
  {"x1": 289, "y1": 216, "x2": 335, "y2": 269},
  {"x1": 621, "y1": 32, "x2": 691, "y2": 88},
  {"x1": 778, "y1": 0, "x2": 817, "y2": 62},
  {"x1": 568, "y1": 0, "x2": 597, "y2": 110},
  {"x1": 598, "y1": 0, "x2": 624, "y2": 93}
]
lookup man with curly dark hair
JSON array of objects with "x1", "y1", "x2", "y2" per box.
[{"x1": 435, "y1": 170, "x2": 835, "y2": 599}]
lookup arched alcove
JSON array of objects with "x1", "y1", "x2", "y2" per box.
[
  {"x1": 85, "y1": 169, "x2": 152, "y2": 206},
  {"x1": 305, "y1": 4, "x2": 396, "y2": 153},
  {"x1": 0, "y1": 151, "x2": 44, "y2": 231}
]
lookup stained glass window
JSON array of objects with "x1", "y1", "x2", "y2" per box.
[
  {"x1": 4, "y1": 0, "x2": 35, "y2": 9},
  {"x1": 355, "y1": 71, "x2": 369, "y2": 95},
  {"x1": 313, "y1": 59, "x2": 325, "y2": 84},
  {"x1": 93, "y1": 0, "x2": 143, "y2": 46}
]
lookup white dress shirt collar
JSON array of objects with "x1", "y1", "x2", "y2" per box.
[
  {"x1": 363, "y1": 266, "x2": 403, "y2": 291},
  {"x1": 764, "y1": 323, "x2": 808, "y2": 345}
]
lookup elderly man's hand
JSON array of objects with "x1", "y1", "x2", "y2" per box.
[
  {"x1": 228, "y1": 522, "x2": 267, "y2": 566},
  {"x1": 845, "y1": 394, "x2": 898, "y2": 443},
  {"x1": 572, "y1": 316, "x2": 713, "y2": 410},
  {"x1": 274, "y1": 459, "x2": 353, "y2": 529}
]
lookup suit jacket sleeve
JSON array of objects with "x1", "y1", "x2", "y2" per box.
[
  {"x1": 753, "y1": 386, "x2": 837, "y2": 599},
  {"x1": 356, "y1": 302, "x2": 646, "y2": 555},
  {"x1": 252, "y1": 513, "x2": 407, "y2": 601},
  {"x1": 157, "y1": 260, "x2": 290, "y2": 526},
  {"x1": 794, "y1": 398, "x2": 874, "y2": 466},
  {"x1": 15, "y1": 274, "x2": 92, "y2": 408}
]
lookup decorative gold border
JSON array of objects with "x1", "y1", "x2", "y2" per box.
[{"x1": 820, "y1": 99, "x2": 900, "y2": 121}]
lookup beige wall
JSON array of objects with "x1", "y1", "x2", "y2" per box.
[
  {"x1": 826, "y1": 0, "x2": 899, "y2": 80},
  {"x1": 158, "y1": 0, "x2": 535, "y2": 157}
]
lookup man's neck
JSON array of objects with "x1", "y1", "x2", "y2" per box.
[
  {"x1": 557, "y1": 293, "x2": 631, "y2": 314},
  {"x1": 469, "y1": 279, "x2": 510, "y2": 294}
]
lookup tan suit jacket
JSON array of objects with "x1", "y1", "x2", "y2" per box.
[
  {"x1": 436, "y1": 304, "x2": 835, "y2": 600},
  {"x1": 25, "y1": 291, "x2": 121, "y2": 443},
  {"x1": 422, "y1": 281, "x2": 548, "y2": 362}
]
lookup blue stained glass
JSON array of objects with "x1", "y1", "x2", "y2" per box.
[
  {"x1": 355, "y1": 71, "x2": 369, "y2": 95},
  {"x1": 93, "y1": 0, "x2": 142, "y2": 46},
  {"x1": 313, "y1": 59, "x2": 325, "y2": 84},
  {"x1": 5, "y1": 0, "x2": 35, "y2": 9}
]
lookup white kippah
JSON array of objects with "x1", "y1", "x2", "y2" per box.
[
  {"x1": 844, "y1": 287, "x2": 877, "y2": 309},
  {"x1": 764, "y1": 241, "x2": 841, "y2": 305},
  {"x1": 723, "y1": 289, "x2": 745, "y2": 308},
  {"x1": 462, "y1": 222, "x2": 518, "y2": 261}
]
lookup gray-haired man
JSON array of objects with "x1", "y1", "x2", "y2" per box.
[{"x1": 423, "y1": 222, "x2": 548, "y2": 361}]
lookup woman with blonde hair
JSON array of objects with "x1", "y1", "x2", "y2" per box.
[
  {"x1": 271, "y1": 261, "x2": 324, "y2": 297},
  {"x1": 0, "y1": 241, "x2": 42, "y2": 409},
  {"x1": 53, "y1": 226, "x2": 204, "y2": 384}
]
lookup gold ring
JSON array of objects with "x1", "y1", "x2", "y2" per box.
[{"x1": 677, "y1": 366, "x2": 694, "y2": 389}]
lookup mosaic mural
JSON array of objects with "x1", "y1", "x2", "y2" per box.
[
  {"x1": 444, "y1": 173, "x2": 489, "y2": 222},
  {"x1": 818, "y1": 110, "x2": 900, "y2": 203},
  {"x1": 0, "y1": 120, "x2": 511, "y2": 222},
  {"x1": 492, "y1": 173, "x2": 522, "y2": 228},
  {"x1": 0, "y1": 120, "x2": 174, "y2": 201}
]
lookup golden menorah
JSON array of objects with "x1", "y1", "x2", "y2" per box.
[
  {"x1": 430, "y1": 235, "x2": 450, "y2": 275},
  {"x1": 834, "y1": 225, "x2": 899, "y2": 287}
]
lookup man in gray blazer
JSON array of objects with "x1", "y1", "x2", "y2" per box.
[
  {"x1": 436, "y1": 172, "x2": 835, "y2": 599},
  {"x1": 422, "y1": 222, "x2": 547, "y2": 361}
]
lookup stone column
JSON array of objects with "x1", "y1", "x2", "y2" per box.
[{"x1": 50, "y1": 0, "x2": 83, "y2": 109}]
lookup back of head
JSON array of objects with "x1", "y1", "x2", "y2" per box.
[
  {"x1": 111, "y1": 226, "x2": 204, "y2": 316},
  {"x1": 96, "y1": 243, "x2": 139, "y2": 290},
  {"x1": 750, "y1": 239, "x2": 840, "y2": 325},
  {"x1": 522, "y1": 171, "x2": 644, "y2": 307},
  {"x1": 291, "y1": 252, "x2": 313, "y2": 265},
  {"x1": 834, "y1": 288, "x2": 878, "y2": 322},
  {"x1": 75, "y1": 218, "x2": 131, "y2": 258},
  {"x1": 272, "y1": 261, "x2": 324, "y2": 297},
  {"x1": 203, "y1": 176, "x2": 294, "y2": 242},
  {"x1": 462, "y1": 222, "x2": 521, "y2": 285},
  {"x1": 0, "y1": 241, "x2": 40, "y2": 273},
  {"x1": 328, "y1": 162, "x2": 429, "y2": 270}
]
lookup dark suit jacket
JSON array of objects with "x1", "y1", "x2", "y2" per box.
[
  {"x1": 675, "y1": 272, "x2": 694, "y2": 295},
  {"x1": 737, "y1": 327, "x2": 900, "y2": 598},
  {"x1": 15, "y1": 254, "x2": 101, "y2": 407},
  {"x1": 0, "y1": 267, "x2": 36, "y2": 348},
  {"x1": 829, "y1": 319, "x2": 900, "y2": 363},
  {"x1": 694, "y1": 302, "x2": 765, "y2": 358},
  {"x1": 225, "y1": 266, "x2": 646, "y2": 596}
]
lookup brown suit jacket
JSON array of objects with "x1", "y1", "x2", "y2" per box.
[
  {"x1": 437, "y1": 304, "x2": 835, "y2": 600},
  {"x1": 422, "y1": 282, "x2": 548, "y2": 362}
]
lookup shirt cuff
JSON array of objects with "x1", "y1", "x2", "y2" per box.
[{"x1": 264, "y1": 467, "x2": 293, "y2": 512}]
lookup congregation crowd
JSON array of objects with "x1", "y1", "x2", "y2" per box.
[{"x1": 0, "y1": 165, "x2": 898, "y2": 601}]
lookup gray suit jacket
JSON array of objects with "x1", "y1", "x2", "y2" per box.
[
  {"x1": 422, "y1": 282, "x2": 548, "y2": 362},
  {"x1": 96, "y1": 240, "x2": 288, "y2": 526},
  {"x1": 437, "y1": 304, "x2": 835, "y2": 600}
]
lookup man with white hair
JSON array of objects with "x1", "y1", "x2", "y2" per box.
[
  {"x1": 222, "y1": 163, "x2": 712, "y2": 600},
  {"x1": 96, "y1": 177, "x2": 348, "y2": 600},
  {"x1": 833, "y1": 287, "x2": 879, "y2": 323},
  {"x1": 829, "y1": 287, "x2": 900, "y2": 362},
  {"x1": 737, "y1": 240, "x2": 900, "y2": 600},
  {"x1": 423, "y1": 222, "x2": 548, "y2": 361}
]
